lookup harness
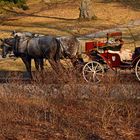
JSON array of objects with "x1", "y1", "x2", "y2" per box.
[
  {"x1": 14, "y1": 36, "x2": 31, "y2": 57},
  {"x1": 13, "y1": 36, "x2": 21, "y2": 57},
  {"x1": 59, "y1": 39, "x2": 70, "y2": 58}
]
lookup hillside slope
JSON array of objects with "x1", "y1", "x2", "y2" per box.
[
  {"x1": 0, "y1": 0, "x2": 140, "y2": 71},
  {"x1": 0, "y1": 0, "x2": 140, "y2": 37}
]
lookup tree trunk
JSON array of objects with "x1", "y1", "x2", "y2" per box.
[{"x1": 79, "y1": 0, "x2": 96, "y2": 20}]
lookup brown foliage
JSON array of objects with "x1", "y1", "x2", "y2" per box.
[{"x1": 0, "y1": 70, "x2": 139, "y2": 140}]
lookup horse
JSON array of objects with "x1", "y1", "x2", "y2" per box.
[
  {"x1": 1, "y1": 35, "x2": 62, "y2": 78},
  {"x1": 57, "y1": 36, "x2": 84, "y2": 66},
  {"x1": 12, "y1": 31, "x2": 81, "y2": 57},
  {"x1": 12, "y1": 31, "x2": 84, "y2": 66},
  {"x1": 2, "y1": 31, "x2": 84, "y2": 78},
  {"x1": 0, "y1": 38, "x2": 44, "y2": 71}
]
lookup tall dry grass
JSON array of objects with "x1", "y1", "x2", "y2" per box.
[{"x1": 0, "y1": 69, "x2": 139, "y2": 140}]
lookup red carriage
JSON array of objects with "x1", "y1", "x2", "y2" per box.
[{"x1": 82, "y1": 32, "x2": 140, "y2": 82}]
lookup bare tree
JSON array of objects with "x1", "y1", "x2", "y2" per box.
[{"x1": 79, "y1": 0, "x2": 96, "y2": 20}]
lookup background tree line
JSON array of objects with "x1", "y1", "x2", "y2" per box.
[
  {"x1": 0, "y1": 0, "x2": 28, "y2": 10},
  {"x1": 0, "y1": 0, "x2": 26, "y2": 4}
]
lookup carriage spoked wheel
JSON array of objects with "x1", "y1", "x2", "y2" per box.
[
  {"x1": 82, "y1": 61, "x2": 104, "y2": 83},
  {"x1": 135, "y1": 59, "x2": 140, "y2": 81}
]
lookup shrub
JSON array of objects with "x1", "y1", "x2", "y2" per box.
[
  {"x1": 0, "y1": 0, "x2": 26, "y2": 4},
  {"x1": 0, "y1": 0, "x2": 29, "y2": 10}
]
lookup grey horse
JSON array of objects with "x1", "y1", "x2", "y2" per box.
[
  {"x1": 13, "y1": 31, "x2": 84, "y2": 66},
  {"x1": 2, "y1": 31, "x2": 84, "y2": 78},
  {"x1": 1, "y1": 35, "x2": 61, "y2": 78},
  {"x1": 0, "y1": 38, "x2": 44, "y2": 71}
]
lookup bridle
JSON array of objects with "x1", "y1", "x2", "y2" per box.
[
  {"x1": 2, "y1": 41, "x2": 12, "y2": 48},
  {"x1": 1, "y1": 39, "x2": 14, "y2": 58}
]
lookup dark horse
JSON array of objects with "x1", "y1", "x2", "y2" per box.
[
  {"x1": 0, "y1": 38, "x2": 44, "y2": 71},
  {"x1": 0, "y1": 36, "x2": 61, "y2": 78},
  {"x1": 1, "y1": 31, "x2": 83, "y2": 78}
]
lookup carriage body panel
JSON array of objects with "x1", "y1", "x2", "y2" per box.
[{"x1": 82, "y1": 31, "x2": 140, "y2": 82}]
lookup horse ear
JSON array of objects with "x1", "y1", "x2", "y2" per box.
[
  {"x1": 32, "y1": 33, "x2": 35, "y2": 37},
  {"x1": 11, "y1": 30, "x2": 16, "y2": 36},
  {"x1": 0, "y1": 38, "x2": 4, "y2": 42},
  {"x1": 15, "y1": 35, "x2": 18, "y2": 37}
]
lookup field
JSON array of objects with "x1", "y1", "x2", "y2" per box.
[
  {"x1": 0, "y1": 0, "x2": 140, "y2": 71},
  {"x1": 0, "y1": 71, "x2": 139, "y2": 140},
  {"x1": 0, "y1": 0, "x2": 140, "y2": 140}
]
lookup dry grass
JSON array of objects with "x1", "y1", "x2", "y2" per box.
[{"x1": 0, "y1": 70, "x2": 139, "y2": 140}]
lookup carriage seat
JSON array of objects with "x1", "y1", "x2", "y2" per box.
[{"x1": 108, "y1": 48, "x2": 132, "y2": 62}]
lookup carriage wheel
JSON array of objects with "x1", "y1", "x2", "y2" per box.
[
  {"x1": 135, "y1": 59, "x2": 140, "y2": 81},
  {"x1": 82, "y1": 61, "x2": 104, "y2": 83}
]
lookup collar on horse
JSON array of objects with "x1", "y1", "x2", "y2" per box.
[
  {"x1": 58, "y1": 39, "x2": 72, "y2": 58},
  {"x1": 14, "y1": 36, "x2": 32, "y2": 56}
]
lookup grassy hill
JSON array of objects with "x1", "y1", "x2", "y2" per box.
[{"x1": 0, "y1": 0, "x2": 140, "y2": 37}]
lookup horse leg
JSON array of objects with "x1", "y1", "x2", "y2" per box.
[
  {"x1": 48, "y1": 58, "x2": 64, "y2": 74},
  {"x1": 40, "y1": 58, "x2": 44, "y2": 70},
  {"x1": 70, "y1": 57, "x2": 78, "y2": 67},
  {"x1": 70, "y1": 57, "x2": 84, "y2": 72},
  {"x1": 21, "y1": 57, "x2": 32, "y2": 79},
  {"x1": 48, "y1": 59, "x2": 57, "y2": 72},
  {"x1": 54, "y1": 48, "x2": 65, "y2": 71},
  {"x1": 34, "y1": 58, "x2": 39, "y2": 71},
  {"x1": 55, "y1": 59, "x2": 65, "y2": 72},
  {"x1": 34, "y1": 58, "x2": 44, "y2": 71}
]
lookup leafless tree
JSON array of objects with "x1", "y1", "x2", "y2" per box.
[{"x1": 79, "y1": 0, "x2": 96, "y2": 20}]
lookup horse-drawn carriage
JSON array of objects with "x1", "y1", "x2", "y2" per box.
[
  {"x1": 1, "y1": 31, "x2": 140, "y2": 82},
  {"x1": 82, "y1": 31, "x2": 140, "y2": 83}
]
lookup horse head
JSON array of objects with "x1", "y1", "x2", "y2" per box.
[
  {"x1": 59, "y1": 36, "x2": 80, "y2": 58},
  {"x1": 1, "y1": 38, "x2": 15, "y2": 58},
  {"x1": 11, "y1": 30, "x2": 16, "y2": 36}
]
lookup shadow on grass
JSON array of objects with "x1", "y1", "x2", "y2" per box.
[
  {"x1": 0, "y1": 19, "x2": 119, "y2": 36},
  {"x1": 0, "y1": 69, "x2": 139, "y2": 85},
  {"x1": 1, "y1": 8, "x2": 77, "y2": 21},
  {"x1": 0, "y1": 70, "x2": 32, "y2": 83}
]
